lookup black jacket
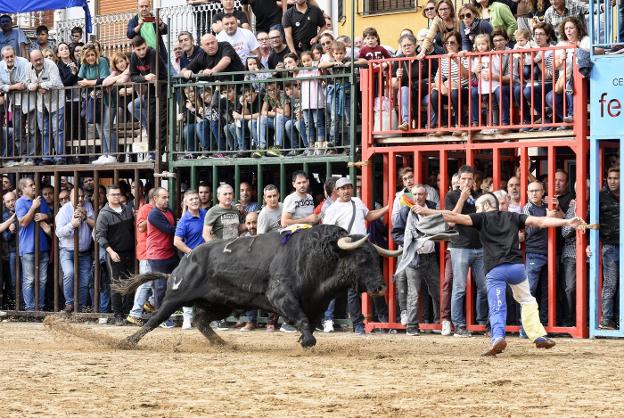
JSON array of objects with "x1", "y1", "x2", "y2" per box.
[
  {"x1": 95, "y1": 203, "x2": 135, "y2": 254},
  {"x1": 599, "y1": 189, "x2": 619, "y2": 245}
]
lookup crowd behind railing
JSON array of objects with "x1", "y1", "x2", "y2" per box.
[{"x1": 0, "y1": 0, "x2": 622, "y2": 165}]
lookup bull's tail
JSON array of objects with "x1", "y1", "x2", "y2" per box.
[{"x1": 111, "y1": 272, "x2": 170, "y2": 295}]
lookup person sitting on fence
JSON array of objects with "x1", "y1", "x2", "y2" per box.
[
  {"x1": 196, "y1": 85, "x2": 225, "y2": 157},
  {"x1": 211, "y1": 0, "x2": 251, "y2": 34},
  {"x1": 546, "y1": 17, "x2": 591, "y2": 127},
  {"x1": 129, "y1": 35, "x2": 169, "y2": 161},
  {"x1": 319, "y1": 40, "x2": 351, "y2": 153},
  {"x1": 0, "y1": 15, "x2": 28, "y2": 58},
  {"x1": 284, "y1": 79, "x2": 309, "y2": 155},
  {"x1": 232, "y1": 86, "x2": 263, "y2": 156},
  {"x1": 242, "y1": 0, "x2": 283, "y2": 34},
  {"x1": 296, "y1": 50, "x2": 326, "y2": 155},
  {"x1": 244, "y1": 56, "x2": 271, "y2": 94},
  {"x1": 257, "y1": 82, "x2": 290, "y2": 158},
  {"x1": 469, "y1": 34, "x2": 505, "y2": 136},
  {"x1": 426, "y1": 31, "x2": 470, "y2": 135},
  {"x1": 179, "y1": 86, "x2": 205, "y2": 158},
  {"x1": 78, "y1": 43, "x2": 117, "y2": 164},
  {"x1": 27, "y1": 49, "x2": 65, "y2": 165},
  {"x1": 127, "y1": 0, "x2": 169, "y2": 60},
  {"x1": 216, "y1": 13, "x2": 260, "y2": 63},
  {"x1": 221, "y1": 85, "x2": 242, "y2": 157}
]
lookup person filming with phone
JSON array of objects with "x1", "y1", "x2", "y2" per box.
[{"x1": 127, "y1": 0, "x2": 169, "y2": 60}]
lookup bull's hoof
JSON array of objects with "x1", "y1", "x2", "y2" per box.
[
  {"x1": 299, "y1": 334, "x2": 317, "y2": 348},
  {"x1": 117, "y1": 338, "x2": 138, "y2": 350}
]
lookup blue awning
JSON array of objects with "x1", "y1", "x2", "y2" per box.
[{"x1": 0, "y1": 0, "x2": 92, "y2": 33}]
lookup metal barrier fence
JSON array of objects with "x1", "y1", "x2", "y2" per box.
[
  {"x1": 170, "y1": 68, "x2": 355, "y2": 160},
  {"x1": 366, "y1": 46, "x2": 578, "y2": 138},
  {"x1": 56, "y1": 2, "x2": 241, "y2": 57},
  {"x1": 1, "y1": 168, "x2": 151, "y2": 314},
  {"x1": 0, "y1": 82, "x2": 165, "y2": 167},
  {"x1": 590, "y1": 0, "x2": 624, "y2": 52}
]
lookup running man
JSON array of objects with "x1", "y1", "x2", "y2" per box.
[{"x1": 415, "y1": 193, "x2": 585, "y2": 356}]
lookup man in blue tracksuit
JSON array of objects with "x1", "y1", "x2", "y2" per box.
[{"x1": 415, "y1": 193, "x2": 585, "y2": 356}]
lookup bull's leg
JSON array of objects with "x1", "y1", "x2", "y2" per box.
[
  {"x1": 266, "y1": 285, "x2": 316, "y2": 348},
  {"x1": 194, "y1": 307, "x2": 226, "y2": 346},
  {"x1": 119, "y1": 299, "x2": 181, "y2": 349}
]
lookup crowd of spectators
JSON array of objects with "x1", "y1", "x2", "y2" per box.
[
  {"x1": 1, "y1": 154, "x2": 620, "y2": 332},
  {"x1": 0, "y1": 0, "x2": 618, "y2": 165}
]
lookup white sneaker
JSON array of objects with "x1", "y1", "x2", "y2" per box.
[
  {"x1": 104, "y1": 155, "x2": 117, "y2": 164},
  {"x1": 182, "y1": 319, "x2": 192, "y2": 330},
  {"x1": 323, "y1": 319, "x2": 334, "y2": 333},
  {"x1": 4, "y1": 160, "x2": 18, "y2": 167},
  {"x1": 441, "y1": 320, "x2": 452, "y2": 336},
  {"x1": 98, "y1": 317, "x2": 108, "y2": 325},
  {"x1": 400, "y1": 310, "x2": 408, "y2": 326},
  {"x1": 92, "y1": 155, "x2": 107, "y2": 165}
]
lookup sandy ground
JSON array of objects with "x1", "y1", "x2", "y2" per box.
[{"x1": 1, "y1": 319, "x2": 623, "y2": 417}]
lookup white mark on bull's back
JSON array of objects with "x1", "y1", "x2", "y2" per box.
[{"x1": 172, "y1": 275, "x2": 184, "y2": 290}]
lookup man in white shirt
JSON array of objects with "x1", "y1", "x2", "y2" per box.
[
  {"x1": 216, "y1": 13, "x2": 259, "y2": 62},
  {"x1": 322, "y1": 176, "x2": 389, "y2": 335}
]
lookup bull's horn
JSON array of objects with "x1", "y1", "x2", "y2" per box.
[
  {"x1": 372, "y1": 244, "x2": 403, "y2": 257},
  {"x1": 337, "y1": 235, "x2": 369, "y2": 250}
]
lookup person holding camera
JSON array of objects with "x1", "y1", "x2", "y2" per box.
[{"x1": 127, "y1": 0, "x2": 169, "y2": 60}]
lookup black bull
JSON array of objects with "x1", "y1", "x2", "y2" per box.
[{"x1": 112, "y1": 225, "x2": 401, "y2": 348}]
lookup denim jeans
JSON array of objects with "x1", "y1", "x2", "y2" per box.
[
  {"x1": 59, "y1": 248, "x2": 93, "y2": 309},
  {"x1": 523, "y1": 83, "x2": 553, "y2": 121},
  {"x1": 127, "y1": 97, "x2": 148, "y2": 128},
  {"x1": 285, "y1": 118, "x2": 308, "y2": 148},
  {"x1": 428, "y1": 88, "x2": 468, "y2": 127},
  {"x1": 302, "y1": 109, "x2": 325, "y2": 142},
  {"x1": 545, "y1": 89, "x2": 573, "y2": 120},
  {"x1": 90, "y1": 246, "x2": 111, "y2": 313},
  {"x1": 449, "y1": 247, "x2": 487, "y2": 328},
  {"x1": 525, "y1": 252, "x2": 548, "y2": 323},
  {"x1": 487, "y1": 263, "x2": 547, "y2": 343},
  {"x1": 37, "y1": 107, "x2": 65, "y2": 162},
  {"x1": 405, "y1": 253, "x2": 440, "y2": 326},
  {"x1": 323, "y1": 287, "x2": 364, "y2": 325},
  {"x1": 327, "y1": 82, "x2": 350, "y2": 143},
  {"x1": 149, "y1": 257, "x2": 178, "y2": 309},
  {"x1": 95, "y1": 105, "x2": 117, "y2": 156},
  {"x1": 259, "y1": 114, "x2": 288, "y2": 148},
  {"x1": 197, "y1": 119, "x2": 224, "y2": 151},
  {"x1": 129, "y1": 259, "x2": 153, "y2": 319},
  {"x1": 601, "y1": 244, "x2": 620, "y2": 321},
  {"x1": 21, "y1": 251, "x2": 49, "y2": 311},
  {"x1": 7, "y1": 251, "x2": 17, "y2": 301}
]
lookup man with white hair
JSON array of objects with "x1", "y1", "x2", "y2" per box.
[
  {"x1": 492, "y1": 190, "x2": 510, "y2": 212},
  {"x1": 415, "y1": 192, "x2": 585, "y2": 356},
  {"x1": 27, "y1": 49, "x2": 65, "y2": 165}
]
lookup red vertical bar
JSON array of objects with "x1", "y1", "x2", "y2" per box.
[
  {"x1": 413, "y1": 150, "x2": 422, "y2": 183},
  {"x1": 520, "y1": 147, "x2": 529, "y2": 205},
  {"x1": 547, "y1": 146, "x2": 556, "y2": 328},
  {"x1": 492, "y1": 147, "x2": 501, "y2": 190}
]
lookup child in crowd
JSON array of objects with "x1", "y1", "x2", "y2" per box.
[
  {"x1": 312, "y1": 44, "x2": 324, "y2": 62},
  {"x1": 233, "y1": 87, "x2": 263, "y2": 155},
  {"x1": 357, "y1": 27, "x2": 392, "y2": 63},
  {"x1": 197, "y1": 87, "x2": 225, "y2": 156},
  {"x1": 258, "y1": 83, "x2": 291, "y2": 157},
  {"x1": 513, "y1": 28, "x2": 538, "y2": 80},
  {"x1": 244, "y1": 56, "x2": 271, "y2": 94},
  {"x1": 295, "y1": 50, "x2": 326, "y2": 155},
  {"x1": 470, "y1": 34, "x2": 503, "y2": 135},
  {"x1": 284, "y1": 82, "x2": 308, "y2": 155},
  {"x1": 319, "y1": 40, "x2": 351, "y2": 154},
  {"x1": 179, "y1": 86, "x2": 208, "y2": 157}
]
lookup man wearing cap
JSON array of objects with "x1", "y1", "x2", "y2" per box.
[{"x1": 322, "y1": 176, "x2": 389, "y2": 335}]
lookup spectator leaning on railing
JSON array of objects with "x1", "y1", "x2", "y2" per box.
[{"x1": 27, "y1": 50, "x2": 66, "y2": 165}]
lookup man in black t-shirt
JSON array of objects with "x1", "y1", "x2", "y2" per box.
[
  {"x1": 212, "y1": 0, "x2": 251, "y2": 33},
  {"x1": 282, "y1": 0, "x2": 326, "y2": 53},
  {"x1": 242, "y1": 0, "x2": 283, "y2": 34},
  {"x1": 444, "y1": 165, "x2": 487, "y2": 338},
  {"x1": 180, "y1": 34, "x2": 245, "y2": 81},
  {"x1": 267, "y1": 29, "x2": 290, "y2": 69},
  {"x1": 415, "y1": 193, "x2": 584, "y2": 356}
]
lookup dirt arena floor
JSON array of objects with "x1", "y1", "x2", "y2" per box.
[{"x1": 1, "y1": 319, "x2": 623, "y2": 417}]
